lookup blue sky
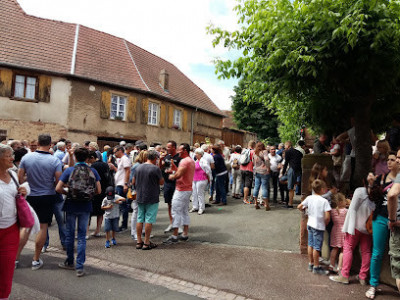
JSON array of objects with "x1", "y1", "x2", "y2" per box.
[{"x1": 17, "y1": 0, "x2": 239, "y2": 111}]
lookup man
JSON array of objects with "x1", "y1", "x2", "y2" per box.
[
  {"x1": 282, "y1": 141, "x2": 303, "y2": 208},
  {"x1": 29, "y1": 140, "x2": 38, "y2": 152},
  {"x1": 240, "y1": 140, "x2": 256, "y2": 204},
  {"x1": 313, "y1": 134, "x2": 329, "y2": 154},
  {"x1": 295, "y1": 140, "x2": 307, "y2": 195},
  {"x1": 54, "y1": 141, "x2": 66, "y2": 162},
  {"x1": 277, "y1": 143, "x2": 285, "y2": 156},
  {"x1": 132, "y1": 150, "x2": 164, "y2": 250},
  {"x1": 56, "y1": 147, "x2": 101, "y2": 277},
  {"x1": 160, "y1": 140, "x2": 182, "y2": 233},
  {"x1": 268, "y1": 145, "x2": 282, "y2": 203},
  {"x1": 218, "y1": 140, "x2": 231, "y2": 194},
  {"x1": 387, "y1": 149, "x2": 400, "y2": 292},
  {"x1": 125, "y1": 143, "x2": 134, "y2": 164},
  {"x1": 163, "y1": 143, "x2": 195, "y2": 244},
  {"x1": 18, "y1": 134, "x2": 63, "y2": 270},
  {"x1": 114, "y1": 146, "x2": 132, "y2": 231}
]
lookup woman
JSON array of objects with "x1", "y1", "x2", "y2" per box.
[
  {"x1": 372, "y1": 140, "x2": 391, "y2": 176},
  {"x1": 329, "y1": 174, "x2": 376, "y2": 285},
  {"x1": 190, "y1": 148, "x2": 212, "y2": 215},
  {"x1": 0, "y1": 144, "x2": 29, "y2": 300},
  {"x1": 211, "y1": 145, "x2": 228, "y2": 206},
  {"x1": 252, "y1": 142, "x2": 271, "y2": 210},
  {"x1": 365, "y1": 152, "x2": 399, "y2": 299},
  {"x1": 229, "y1": 145, "x2": 242, "y2": 199}
]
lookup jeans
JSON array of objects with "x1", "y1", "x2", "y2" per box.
[
  {"x1": 215, "y1": 174, "x2": 227, "y2": 204},
  {"x1": 44, "y1": 194, "x2": 66, "y2": 248},
  {"x1": 341, "y1": 230, "x2": 372, "y2": 280},
  {"x1": 210, "y1": 170, "x2": 216, "y2": 197},
  {"x1": 270, "y1": 171, "x2": 279, "y2": 202},
  {"x1": 116, "y1": 185, "x2": 128, "y2": 229},
  {"x1": 65, "y1": 211, "x2": 90, "y2": 270},
  {"x1": 253, "y1": 173, "x2": 270, "y2": 199},
  {"x1": 370, "y1": 214, "x2": 390, "y2": 287}
]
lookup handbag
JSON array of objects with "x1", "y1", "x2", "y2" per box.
[
  {"x1": 127, "y1": 187, "x2": 136, "y2": 200},
  {"x1": 366, "y1": 212, "x2": 373, "y2": 235},
  {"x1": 8, "y1": 171, "x2": 34, "y2": 228}
]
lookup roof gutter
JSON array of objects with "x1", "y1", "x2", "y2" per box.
[{"x1": 70, "y1": 24, "x2": 80, "y2": 75}]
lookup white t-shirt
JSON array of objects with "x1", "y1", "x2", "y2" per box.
[
  {"x1": 268, "y1": 153, "x2": 282, "y2": 173},
  {"x1": 114, "y1": 155, "x2": 132, "y2": 186},
  {"x1": 203, "y1": 152, "x2": 215, "y2": 166},
  {"x1": 301, "y1": 194, "x2": 331, "y2": 231}
]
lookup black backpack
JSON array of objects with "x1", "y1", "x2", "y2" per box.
[{"x1": 67, "y1": 164, "x2": 96, "y2": 202}]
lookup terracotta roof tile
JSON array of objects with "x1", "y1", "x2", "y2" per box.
[{"x1": 0, "y1": 0, "x2": 224, "y2": 116}]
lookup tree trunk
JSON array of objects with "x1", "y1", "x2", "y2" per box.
[{"x1": 353, "y1": 96, "x2": 373, "y2": 189}]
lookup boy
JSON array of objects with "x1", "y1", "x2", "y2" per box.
[
  {"x1": 101, "y1": 186, "x2": 126, "y2": 248},
  {"x1": 297, "y1": 179, "x2": 331, "y2": 275}
]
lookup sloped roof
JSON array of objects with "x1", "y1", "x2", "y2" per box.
[{"x1": 0, "y1": 0, "x2": 224, "y2": 116}]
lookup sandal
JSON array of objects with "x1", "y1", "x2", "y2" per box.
[
  {"x1": 365, "y1": 286, "x2": 376, "y2": 299},
  {"x1": 136, "y1": 242, "x2": 144, "y2": 249},
  {"x1": 142, "y1": 241, "x2": 158, "y2": 250},
  {"x1": 255, "y1": 204, "x2": 260, "y2": 209}
]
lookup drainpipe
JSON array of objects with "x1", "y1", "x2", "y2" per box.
[{"x1": 190, "y1": 107, "x2": 197, "y2": 145}]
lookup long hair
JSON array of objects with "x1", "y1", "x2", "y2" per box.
[
  {"x1": 254, "y1": 142, "x2": 265, "y2": 156},
  {"x1": 308, "y1": 163, "x2": 326, "y2": 193}
]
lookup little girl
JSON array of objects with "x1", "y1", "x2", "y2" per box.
[{"x1": 329, "y1": 193, "x2": 348, "y2": 272}]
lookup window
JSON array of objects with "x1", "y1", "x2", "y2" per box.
[
  {"x1": 110, "y1": 94, "x2": 126, "y2": 120},
  {"x1": 173, "y1": 109, "x2": 182, "y2": 128},
  {"x1": 148, "y1": 102, "x2": 159, "y2": 125},
  {"x1": 14, "y1": 75, "x2": 37, "y2": 99}
]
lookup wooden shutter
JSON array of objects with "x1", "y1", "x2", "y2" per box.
[
  {"x1": 100, "y1": 91, "x2": 111, "y2": 119},
  {"x1": 182, "y1": 109, "x2": 188, "y2": 131},
  {"x1": 38, "y1": 75, "x2": 52, "y2": 102},
  {"x1": 0, "y1": 69, "x2": 13, "y2": 97},
  {"x1": 160, "y1": 103, "x2": 166, "y2": 127},
  {"x1": 127, "y1": 96, "x2": 137, "y2": 123},
  {"x1": 141, "y1": 98, "x2": 149, "y2": 124},
  {"x1": 168, "y1": 105, "x2": 174, "y2": 128}
]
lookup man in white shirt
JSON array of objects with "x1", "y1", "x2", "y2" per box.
[
  {"x1": 114, "y1": 146, "x2": 132, "y2": 231},
  {"x1": 268, "y1": 145, "x2": 282, "y2": 203}
]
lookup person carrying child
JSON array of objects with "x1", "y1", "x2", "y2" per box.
[
  {"x1": 329, "y1": 193, "x2": 348, "y2": 273},
  {"x1": 101, "y1": 186, "x2": 126, "y2": 248},
  {"x1": 297, "y1": 179, "x2": 331, "y2": 275}
]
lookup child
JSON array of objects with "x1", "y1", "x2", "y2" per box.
[
  {"x1": 329, "y1": 193, "x2": 348, "y2": 273},
  {"x1": 297, "y1": 179, "x2": 331, "y2": 275},
  {"x1": 101, "y1": 186, "x2": 125, "y2": 248}
]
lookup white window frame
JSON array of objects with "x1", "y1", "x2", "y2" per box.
[
  {"x1": 148, "y1": 102, "x2": 159, "y2": 126},
  {"x1": 110, "y1": 94, "x2": 127, "y2": 121},
  {"x1": 14, "y1": 74, "x2": 37, "y2": 100},
  {"x1": 173, "y1": 109, "x2": 182, "y2": 129}
]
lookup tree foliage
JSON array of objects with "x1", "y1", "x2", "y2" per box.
[
  {"x1": 208, "y1": 0, "x2": 400, "y2": 187},
  {"x1": 232, "y1": 80, "x2": 280, "y2": 143}
]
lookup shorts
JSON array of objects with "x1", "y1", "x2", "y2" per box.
[
  {"x1": 137, "y1": 203, "x2": 159, "y2": 224},
  {"x1": 287, "y1": 168, "x2": 300, "y2": 190},
  {"x1": 104, "y1": 217, "x2": 119, "y2": 232},
  {"x1": 241, "y1": 170, "x2": 254, "y2": 189},
  {"x1": 163, "y1": 182, "x2": 175, "y2": 204},
  {"x1": 307, "y1": 226, "x2": 324, "y2": 251},
  {"x1": 26, "y1": 195, "x2": 56, "y2": 224},
  {"x1": 389, "y1": 227, "x2": 400, "y2": 279}
]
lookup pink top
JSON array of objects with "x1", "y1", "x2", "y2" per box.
[
  {"x1": 330, "y1": 208, "x2": 348, "y2": 248},
  {"x1": 176, "y1": 157, "x2": 195, "y2": 191},
  {"x1": 193, "y1": 160, "x2": 208, "y2": 181}
]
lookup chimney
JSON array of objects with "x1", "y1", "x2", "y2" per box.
[{"x1": 159, "y1": 69, "x2": 169, "y2": 91}]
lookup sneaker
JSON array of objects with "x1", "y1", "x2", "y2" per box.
[
  {"x1": 85, "y1": 235, "x2": 89, "y2": 240},
  {"x1": 15, "y1": 260, "x2": 19, "y2": 269},
  {"x1": 58, "y1": 261, "x2": 75, "y2": 270},
  {"x1": 329, "y1": 274, "x2": 349, "y2": 284},
  {"x1": 41, "y1": 246, "x2": 47, "y2": 253},
  {"x1": 164, "y1": 224, "x2": 172, "y2": 233},
  {"x1": 313, "y1": 266, "x2": 329, "y2": 275},
  {"x1": 178, "y1": 235, "x2": 189, "y2": 241},
  {"x1": 356, "y1": 275, "x2": 367, "y2": 286},
  {"x1": 118, "y1": 227, "x2": 128, "y2": 233},
  {"x1": 131, "y1": 234, "x2": 137, "y2": 241},
  {"x1": 76, "y1": 269, "x2": 85, "y2": 277},
  {"x1": 31, "y1": 259, "x2": 43, "y2": 271},
  {"x1": 105, "y1": 240, "x2": 111, "y2": 248},
  {"x1": 163, "y1": 236, "x2": 178, "y2": 245},
  {"x1": 111, "y1": 238, "x2": 117, "y2": 246},
  {"x1": 198, "y1": 209, "x2": 204, "y2": 215},
  {"x1": 189, "y1": 208, "x2": 198, "y2": 213},
  {"x1": 308, "y1": 263, "x2": 313, "y2": 272},
  {"x1": 243, "y1": 199, "x2": 250, "y2": 204}
]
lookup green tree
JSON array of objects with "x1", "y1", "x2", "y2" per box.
[
  {"x1": 208, "y1": 0, "x2": 400, "y2": 187},
  {"x1": 232, "y1": 80, "x2": 280, "y2": 143}
]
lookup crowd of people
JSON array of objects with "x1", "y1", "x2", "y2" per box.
[{"x1": 0, "y1": 127, "x2": 400, "y2": 299}]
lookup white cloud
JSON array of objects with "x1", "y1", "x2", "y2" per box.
[{"x1": 17, "y1": 0, "x2": 239, "y2": 110}]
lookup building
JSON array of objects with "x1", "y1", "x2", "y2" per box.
[
  {"x1": 221, "y1": 110, "x2": 257, "y2": 147},
  {"x1": 0, "y1": 0, "x2": 224, "y2": 147}
]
